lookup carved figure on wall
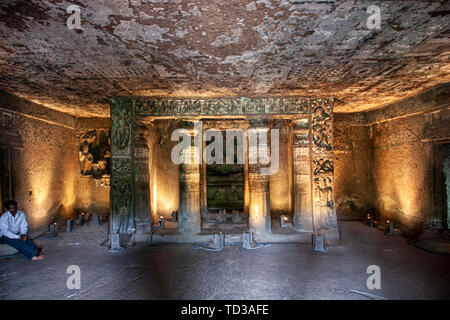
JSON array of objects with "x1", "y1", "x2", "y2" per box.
[
  {"x1": 78, "y1": 129, "x2": 111, "y2": 180},
  {"x1": 313, "y1": 158, "x2": 334, "y2": 175},
  {"x1": 0, "y1": 112, "x2": 18, "y2": 130},
  {"x1": 112, "y1": 109, "x2": 130, "y2": 149},
  {"x1": 79, "y1": 130, "x2": 96, "y2": 175},
  {"x1": 112, "y1": 178, "x2": 133, "y2": 234},
  {"x1": 79, "y1": 143, "x2": 94, "y2": 174},
  {"x1": 314, "y1": 177, "x2": 335, "y2": 230},
  {"x1": 312, "y1": 104, "x2": 332, "y2": 151},
  {"x1": 112, "y1": 159, "x2": 131, "y2": 176},
  {"x1": 325, "y1": 177, "x2": 334, "y2": 213},
  {"x1": 312, "y1": 122, "x2": 332, "y2": 150},
  {"x1": 91, "y1": 160, "x2": 107, "y2": 178}
]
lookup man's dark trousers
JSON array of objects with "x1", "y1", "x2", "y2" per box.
[{"x1": 0, "y1": 235, "x2": 38, "y2": 259}]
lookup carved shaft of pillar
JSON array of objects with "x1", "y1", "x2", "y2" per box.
[
  {"x1": 110, "y1": 98, "x2": 134, "y2": 235},
  {"x1": 311, "y1": 100, "x2": 339, "y2": 243},
  {"x1": 179, "y1": 146, "x2": 201, "y2": 234},
  {"x1": 247, "y1": 125, "x2": 271, "y2": 234},
  {"x1": 292, "y1": 119, "x2": 314, "y2": 232},
  {"x1": 200, "y1": 137, "x2": 208, "y2": 217},
  {"x1": 133, "y1": 126, "x2": 152, "y2": 234},
  {"x1": 243, "y1": 135, "x2": 249, "y2": 213}
]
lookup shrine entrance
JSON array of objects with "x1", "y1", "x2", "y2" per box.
[{"x1": 110, "y1": 97, "x2": 339, "y2": 244}]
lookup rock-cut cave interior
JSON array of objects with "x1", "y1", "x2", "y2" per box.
[{"x1": 0, "y1": 0, "x2": 449, "y2": 301}]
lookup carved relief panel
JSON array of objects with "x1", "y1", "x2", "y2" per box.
[
  {"x1": 78, "y1": 129, "x2": 111, "y2": 180},
  {"x1": 311, "y1": 100, "x2": 338, "y2": 240}
]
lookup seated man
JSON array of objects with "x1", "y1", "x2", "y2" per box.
[{"x1": 0, "y1": 200, "x2": 44, "y2": 260}]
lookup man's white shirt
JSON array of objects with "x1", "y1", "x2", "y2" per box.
[{"x1": 0, "y1": 210, "x2": 28, "y2": 239}]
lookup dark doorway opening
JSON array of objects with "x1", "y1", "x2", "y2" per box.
[{"x1": 206, "y1": 131, "x2": 244, "y2": 212}]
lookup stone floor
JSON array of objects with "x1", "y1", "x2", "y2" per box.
[{"x1": 0, "y1": 221, "x2": 449, "y2": 300}]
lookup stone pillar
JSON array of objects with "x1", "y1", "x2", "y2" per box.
[
  {"x1": 247, "y1": 119, "x2": 271, "y2": 234},
  {"x1": 110, "y1": 98, "x2": 134, "y2": 236},
  {"x1": 178, "y1": 127, "x2": 201, "y2": 234},
  {"x1": 244, "y1": 131, "x2": 250, "y2": 213},
  {"x1": 311, "y1": 100, "x2": 339, "y2": 244},
  {"x1": 200, "y1": 130, "x2": 208, "y2": 217},
  {"x1": 292, "y1": 118, "x2": 314, "y2": 231},
  {"x1": 133, "y1": 121, "x2": 152, "y2": 236}
]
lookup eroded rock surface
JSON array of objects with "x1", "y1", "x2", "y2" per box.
[{"x1": 0, "y1": 0, "x2": 448, "y2": 116}]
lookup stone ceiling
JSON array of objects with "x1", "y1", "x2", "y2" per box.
[{"x1": 0, "y1": 0, "x2": 449, "y2": 117}]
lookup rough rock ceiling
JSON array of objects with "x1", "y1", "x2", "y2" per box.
[{"x1": 0, "y1": 0, "x2": 449, "y2": 117}]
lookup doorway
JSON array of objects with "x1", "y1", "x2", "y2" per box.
[{"x1": 206, "y1": 131, "x2": 244, "y2": 212}]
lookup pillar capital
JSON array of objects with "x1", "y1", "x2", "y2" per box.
[{"x1": 247, "y1": 118, "x2": 269, "y2": 130}]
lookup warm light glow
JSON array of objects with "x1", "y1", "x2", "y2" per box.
[
  {"x1": 152, "y1": 183, "x2": 158, "y2": 217},
  {"x1": 375, "y1": 146, "x2": 426, "y2": 226}
]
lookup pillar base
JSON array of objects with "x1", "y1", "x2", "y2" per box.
[
  {"x1": 324, "y1": 228, "x2": 340, "y2": 246},
  {"x1": 249, "y1": 215, "x2": 271, "y2": 234}
]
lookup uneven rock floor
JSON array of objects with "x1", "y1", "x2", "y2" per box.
[{"x1": 0, "y1": 221, "x2": 449, "y2": 300}]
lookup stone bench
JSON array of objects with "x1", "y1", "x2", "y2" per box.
[{"x1": 0, "y1": 243, "x2": 19, "y2": 257}]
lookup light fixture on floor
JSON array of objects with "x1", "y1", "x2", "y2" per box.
[
  {"x1": 280, "y1": 213, "x2": 292, "y2": 228},
  {"x1": 385, "y1": 220, "x2": 394, "y2": 235},
  {"x1": 217, "y1": 209, "x2": 227, "y2": 222},
  {"x1": 193, "y1": 232, "x2": 224, "y2": 251},
  {"x1": 109, "y1": 233, "x2": 123, "y2": 253},
  {"x1": 49, "y1": 222, "x2": 58, "y2": 237},
  {"x1": 242, "y1": 232, "x2": 270, "y2": 249},
  {"x1": 312, "y1": 233, "x2": 327, "y2": 252},
  {"x1": 66, "y1": 219, "x2": 73, "y2": 232},
  {"x1": 385, "y1": 220, "x2": 402, "y2": 237},
  {"x1": 78, "y1": 212, "x2": 85, "y2": 226},
  {"x1": 93, "y1": 214, "x2": 100, "y2": 227},
  {"x1": 232, "y1": 210, "x2": 247, "y2": 223},
  {"x1": 366, "y1": 214, "x2": 373, "y2": 227}
]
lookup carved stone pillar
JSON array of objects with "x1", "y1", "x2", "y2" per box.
[
  {"x1": 179, "y1": 127, "x2": 201, "y2": 234},
  {"x1": 200, "y1": 128, "x2": 208, "y2": 217},
  {"x1": 133, "y1": 121, "x2": 152, "y2": 235},
  {"x1": 247, "y1": 119, "x2": 271, "y2": 234},
  {"x1": 292, "y1": 118, "x2": 314, "y2": 231},
  {"x1": 110, "y1": 98, "x2": 135, "y2": 236},
  {"x1": 244, "y1": 136, "x2": 249, "y2": 213},
  {"x1": 311, "y1": 100, "x2": 339, "y2": 244}
]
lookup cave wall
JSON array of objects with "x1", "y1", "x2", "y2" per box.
[
  {"x1": 333, "y1": 117, "x2": 374, "y2": 220},
  {"x1": 333, "y1": 83, "x2": 450, "y2": 235},
  {"x1": 0, "y1": 92, "x2": 111, "y2": 235},
  {"x1": 0, "y1": 91, "x2": 78, "y2": 234},
  {"x1": 371, "y1": 108, "x2": 449, "y2": 235}
]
